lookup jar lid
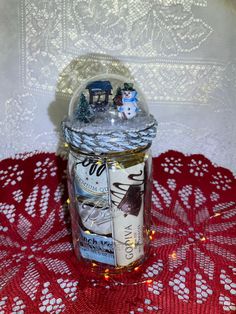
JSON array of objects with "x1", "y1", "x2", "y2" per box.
[{"x1": 62, "y1": 74, "x2": 157, "y2": 154}]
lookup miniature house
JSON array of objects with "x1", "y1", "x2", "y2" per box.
[{"x1": 86, "y1": 80, "x2": 112, "y2": 105}]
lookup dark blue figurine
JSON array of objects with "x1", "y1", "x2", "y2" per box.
[{"x1": 86, "y1": 81, "x2": 112, "y2": 112}]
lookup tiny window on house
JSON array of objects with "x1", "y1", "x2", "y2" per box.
[{"x1": 86, "y1": 81, "x2": 112, "y2": 106}]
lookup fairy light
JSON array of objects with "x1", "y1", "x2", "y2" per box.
[
  {"x1": 85, "y1": 230, "x2": 91, "y2": 234},
  {"x1": 171, "y1": 251, "x2": 177, "y2": 260},
  {"x1": 115, "y1": 161, "x2": 122, "y2": 169},
  {"x1": 148, "y1": 229, "x2": 155, "y2": 241},
  {"x1": 110, "y1": 160, "x2": 125, "y2": 170},
  {"x1": 214, "y1": 213, "x2": 221, "y2": 217},
  {"x1": 66, "y1": 198, "x2": 70, "y2": 204},
  {"x1": 146, "y1": 279, "x2": 153, "y2": 285},
  {"x1": 125, "y1": 239, "x2": 136, "y2": 248},
  {"x1": 104, "y1": 269, "x2": 110, "y2": 280},
  {"x1": 130, "y1": 240, "x2": 136, "y2": 248},
  {"x1": 134, "y1": 266, "x2": 140, "y2": 272},
  {"x1": 200, "y1": 236, "x2": 206, "y2": 242},
  {"x1": 64, "y1": 143, "x2": 69, "y2": 148}
]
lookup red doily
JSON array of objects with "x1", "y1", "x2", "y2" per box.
[{"x1": 0, "y1": 151, "x2": 235, "y2": 314}]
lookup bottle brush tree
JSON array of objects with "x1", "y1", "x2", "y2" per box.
[{"x1": 76, "y1": 93, "x2": 93, "y2": 123}]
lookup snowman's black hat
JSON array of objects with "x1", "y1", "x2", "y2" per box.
[{"x1": 122, "y1": 83, "x2": 135, "y2": 91}]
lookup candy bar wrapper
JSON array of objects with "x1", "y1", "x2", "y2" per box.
[
  {"x1": 109, "y1": 162, "x2": 145, "y2": 267},
  {"x1": 72, "y1": 155, "x2": 112, "y2": 235},
  {"x1": 73, "y1": 156, "x2": 108, "y2": 203}
]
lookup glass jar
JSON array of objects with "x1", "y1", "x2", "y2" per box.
[{"x1": 62, "y1": 74, "x2": 157, "y2": 275}]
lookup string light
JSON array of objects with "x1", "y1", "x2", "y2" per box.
[
  {"x1": 104, "y1": 269, "x2": 110, "y2": 280},
  {"x1": 200, "y1": 236, "x2": 206, "y2": 242},
  {"x1": 115, "y1": 161, "x2": 122, "y2": 169},
  {"x1": 130, "y1": 239, "x2": 136, "y2": 248},
  {"x1": 171, "y1": 251, "x2": 177, "y2": 260},
  {"x1": 66, "y1": 198, "x2": 70, "y2": 204},
  {"x1": 214, "y1": 213, "x2": 221, "y2": 217},
  {"x1": 146, "y1": 279, "x2": 153, "y2": 285},
  {"x1": 64, "y1": 143, "x2": 69, "y2": 148}
]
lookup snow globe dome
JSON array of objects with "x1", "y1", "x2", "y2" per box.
[{"x1": 62, "y1": 73, "x2": 157, "y2": 154}]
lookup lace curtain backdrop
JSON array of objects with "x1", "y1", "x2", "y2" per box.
[{"x1": 0, "y1": 0, "x2": 235, "y2": 173}]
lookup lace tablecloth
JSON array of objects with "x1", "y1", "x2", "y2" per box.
[{"x1": 0, "y1": 151, "x2": 235, "y2": 313}]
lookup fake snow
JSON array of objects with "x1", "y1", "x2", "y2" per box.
[{"x1": 66, "y1": 106, "x2": 154, "y2": 134}]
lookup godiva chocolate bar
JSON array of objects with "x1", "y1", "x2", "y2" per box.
[{"x1": 109, "y1": 162, "x2": 145, "y2": 267}]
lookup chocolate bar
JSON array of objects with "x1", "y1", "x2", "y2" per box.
[{"x1": 117, "y1": 185, "x2": 142, "y2": 216}]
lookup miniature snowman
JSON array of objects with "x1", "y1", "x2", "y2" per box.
[{"x1": 117, "y1": 83, "x2": 138, "y2": 119}]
